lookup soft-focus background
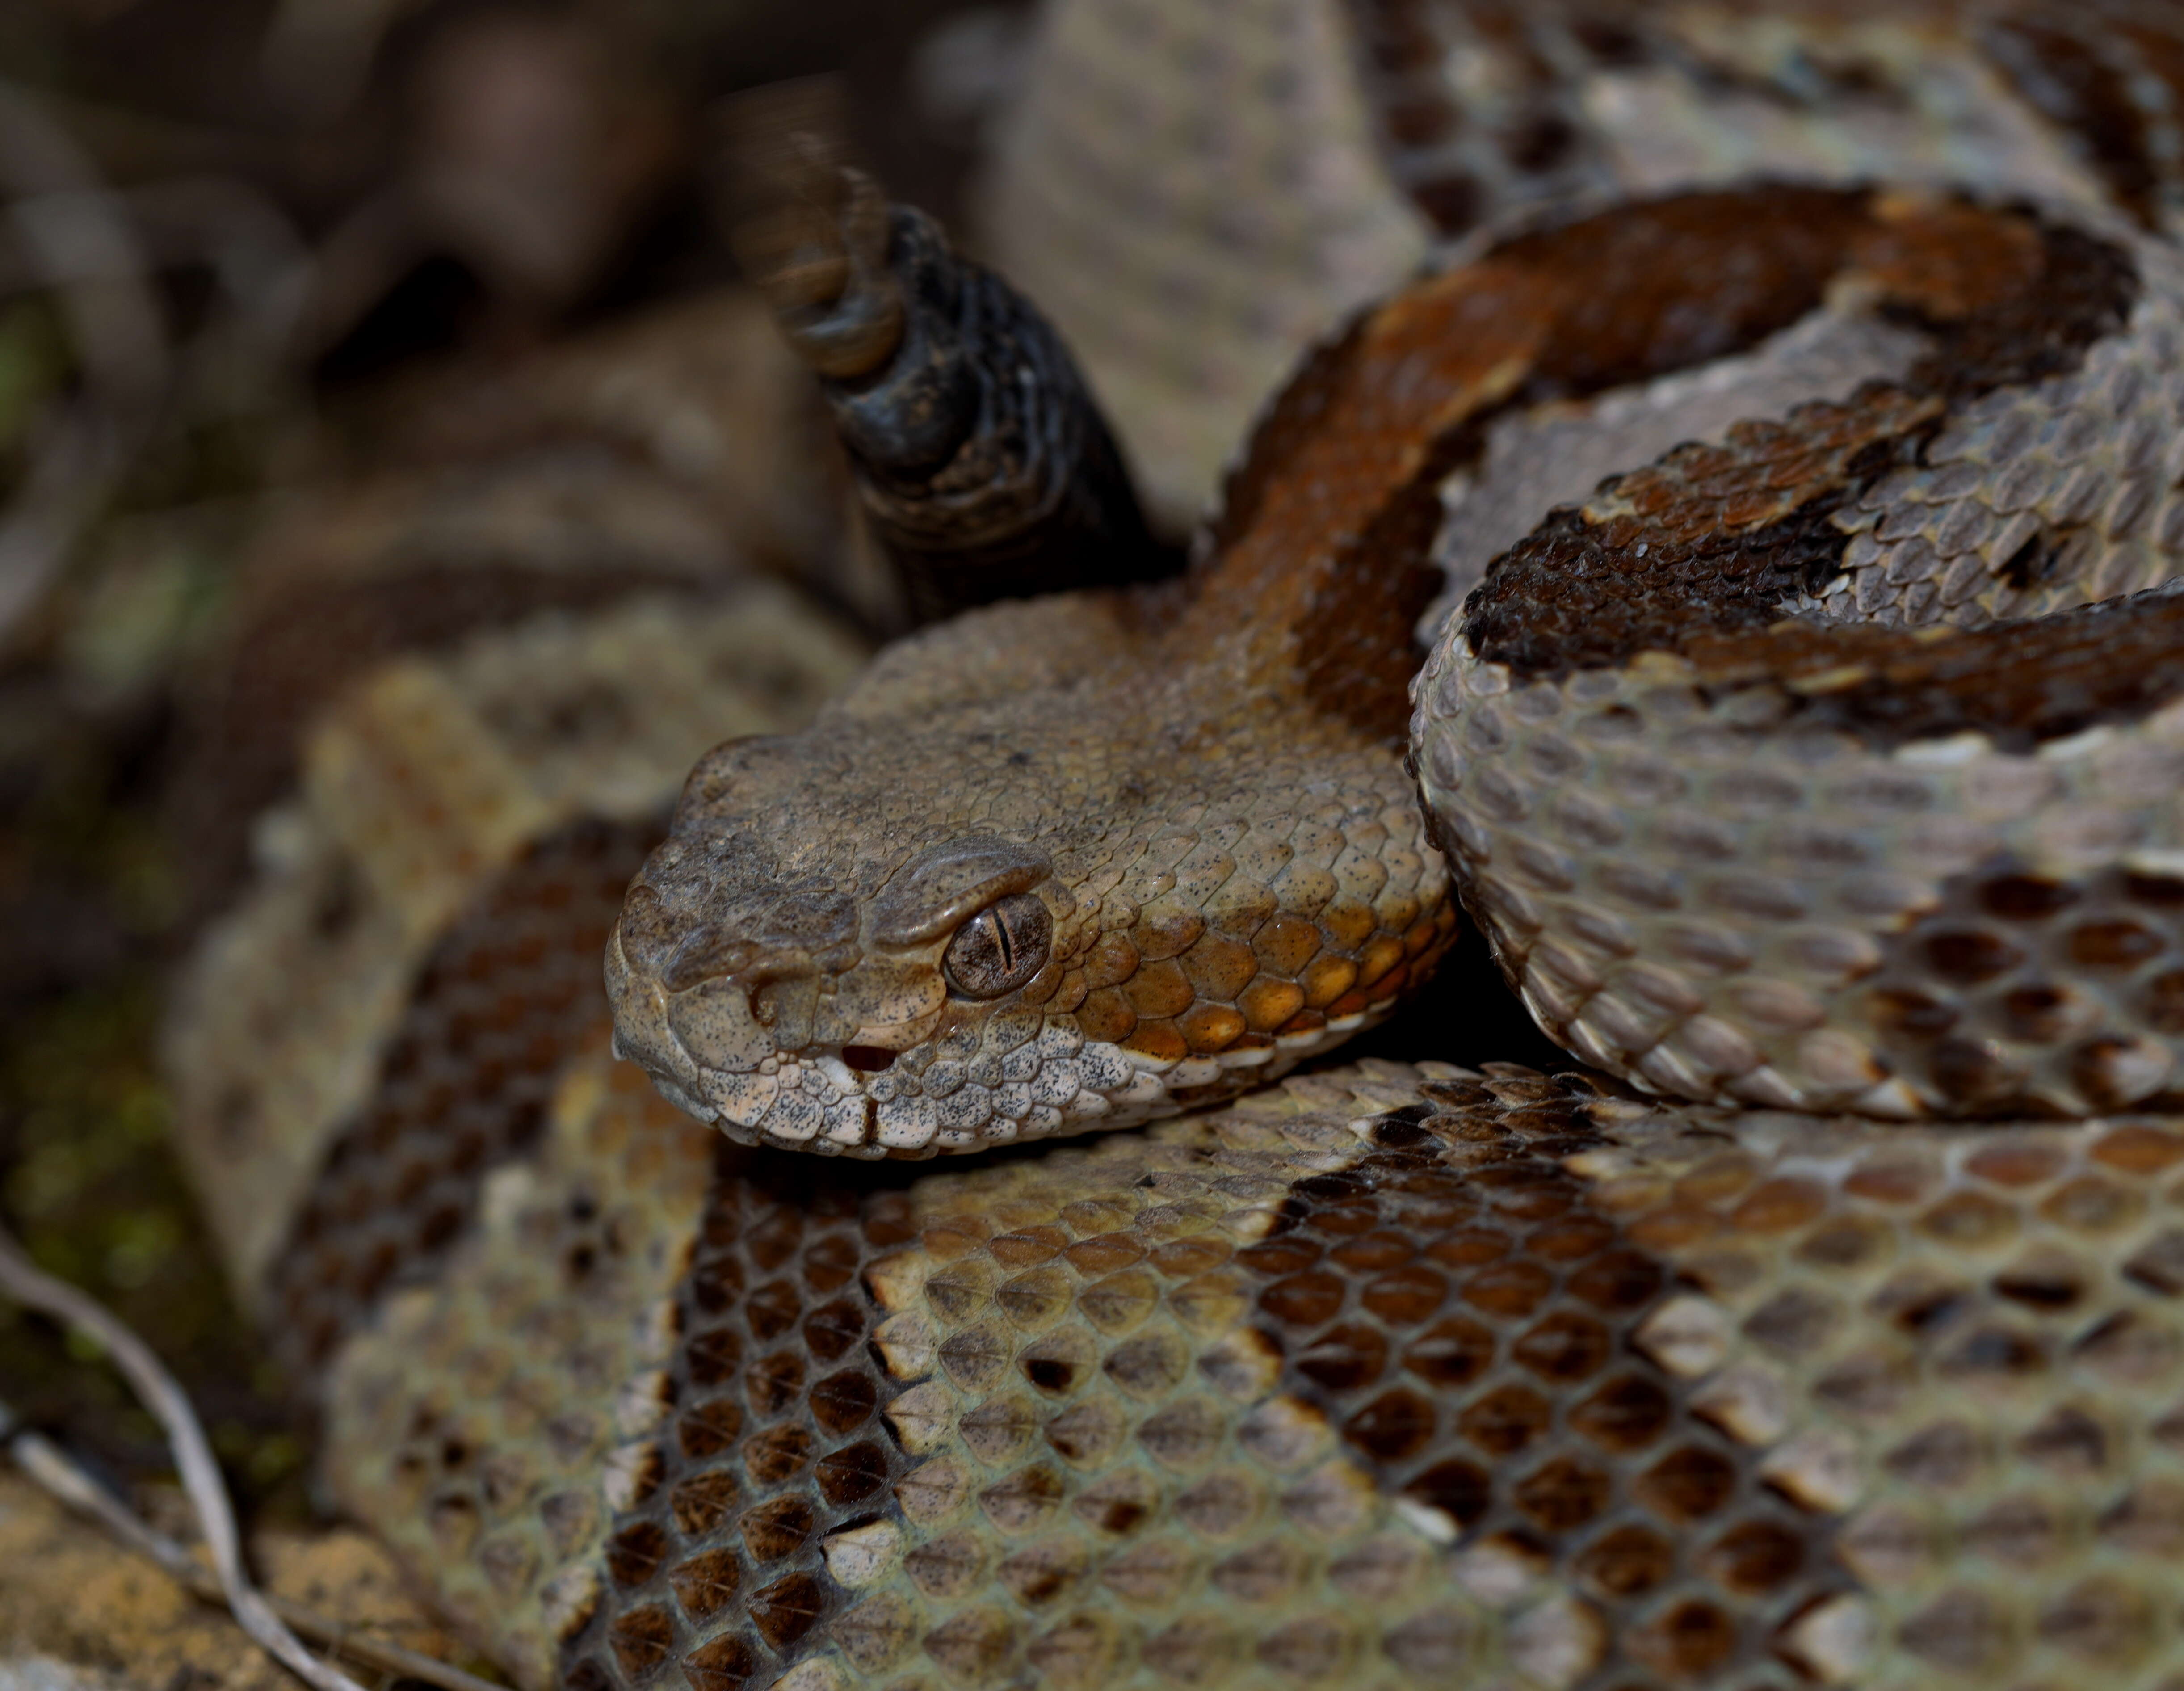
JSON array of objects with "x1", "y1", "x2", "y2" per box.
[{"x1": 0, "y1": 0, "x2": 1030, "y2": 1549}]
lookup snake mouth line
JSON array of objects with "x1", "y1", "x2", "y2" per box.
[{"x1": 611, "y1": 924, "x2": 1402, "y2": 1154}]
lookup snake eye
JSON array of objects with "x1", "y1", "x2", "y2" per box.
[{"x1": 942, "y1": 891, "x2": 1052, "y2": 999}]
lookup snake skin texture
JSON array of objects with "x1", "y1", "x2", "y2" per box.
[
  {"x1": 324, "y1": 1031, "x2": 2184, "y2": 1691},
  {"x1": 987, "y1": 0, "x2": 2184, "y2": 526},
  {"x1": 1401, "y1": 185, "x2": 2184, "y2": 1124},
  {"x1": 605, "y1": 578, "x2": 1457, "y2": 1152},
  {"x1": 160, "y1": 4, "x2": 2184, "y2": 1691},
  {"x1": 983, "y1": 0, "x2": 1431, "y2": 527}
]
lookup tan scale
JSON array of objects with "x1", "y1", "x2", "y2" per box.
[{"x1": 324, "y1": 1047, "x2": 718, "y2": 1687}]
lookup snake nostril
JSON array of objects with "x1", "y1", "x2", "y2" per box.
[
  {"x1": 841, "y1": 1044, "x2": 896, "y2": 1072},
  {"x1": 750, "y1": 975, "x2": 819, "y2": 1048}
]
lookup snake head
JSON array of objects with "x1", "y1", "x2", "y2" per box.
[
  {"x1": 604, "y1": 676, "x2": 1175, "y2": 1157},
  {"x1": 602, "y1": 576, "x2": 1451, "y2": 1158}
]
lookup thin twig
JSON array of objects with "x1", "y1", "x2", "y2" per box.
[
  {"x1": 6, "y1": 1416, "x2": 196, "y2": 1575},
  {"x1": 0, "y1": 1225, "x2": 368, "y2": 1691},
  {"x1": 2, "y1": 1418, "x2": 505, "y2": 1691}
]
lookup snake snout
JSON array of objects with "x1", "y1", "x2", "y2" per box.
[
  {"x1": 607, "y1": 914, "x2": 831, "y2": 1125},
  {"x1": 611, "y1": 870, "x2": 865, "y2": 1072}
]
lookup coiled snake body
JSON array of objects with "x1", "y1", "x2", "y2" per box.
[{"x1": 169, "y1": 5, "x2": 2184, "y2": 1690}]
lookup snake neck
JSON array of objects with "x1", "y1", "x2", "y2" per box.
[{"x1": 1150, "y1": 186, "x2": 2132, "y2": 743}]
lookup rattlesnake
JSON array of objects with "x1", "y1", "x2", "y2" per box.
[{"x1": 169, "y1": 4, "x2": 2184, "y2": 1690}]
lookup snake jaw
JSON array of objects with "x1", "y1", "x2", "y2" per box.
[
  {"x1": 608, "y1": 832, "x2": 1153, "y2": 1153},
  {"x1": 608, "y1": 881, "x2": 1359, "y2": 1154}
]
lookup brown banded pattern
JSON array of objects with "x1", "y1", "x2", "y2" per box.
[
  {"x1": 985, "y1": 0, "x2": 2184, "y2": 531},
  {"x1": 317, "y1": 1038, "x2": 2184, "y2": 1691},
  {"x1": 167, "y1": 584, "x2": 865, "y2": 1307},
  {"x1": 264, "y1": 818, "x2": 661, "y2": 1382},
  {"x1": 1414, "y1": 189, "x2": 2184, "y2": 1119}
]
